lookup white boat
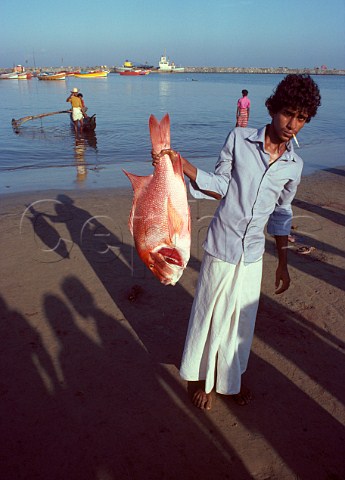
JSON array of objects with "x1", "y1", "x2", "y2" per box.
[
  {"x1": 0, "y1": 65, "x2": 31, "y2": 79},
  {"x1": 158, "y1": 52, "x2": 184, "y2": 73},
  {"x1": 0, "y1": 72, "x2": 19, "y2": 79}
]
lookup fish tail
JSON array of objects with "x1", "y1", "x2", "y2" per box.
[
  {"x1": 159, "y1": 114, "x2": 171, "y2": 149},
  {"x1": 149, "y1": 114, "x2": 171, "y2": 153}
]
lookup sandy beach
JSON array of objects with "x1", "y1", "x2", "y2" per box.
[{"x1": 1, "y1": 167, "x2": 344, "y2": 480}]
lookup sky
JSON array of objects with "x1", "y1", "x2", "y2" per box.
[{"x1": 2, "y1": 0, "x2": 345, "y2": 69}]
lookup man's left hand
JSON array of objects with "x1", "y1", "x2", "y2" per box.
[{"x1": 275, "y1": 265, "x2": 290, "y2": 294}]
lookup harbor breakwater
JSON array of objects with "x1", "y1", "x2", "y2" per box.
[
  {"x1": 171, "y1": 66, "x2": 345, "y2": 75},
  {"x1": 3, "y1": 66, "x2": 343, "y2": 76}
]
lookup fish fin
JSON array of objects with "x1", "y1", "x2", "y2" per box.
[
  {"x1": 149, "y1": 113, "x2": 170, "y2": 153},
  {"x1": 172, "y1": 153, "x2": 185, "y2": 179},
  {"x1": 167, "y1": 196, "x2": 183, "y2": 241},
  {"x1": 123, "y1": 169, "x2": 153, "y2": 195}
]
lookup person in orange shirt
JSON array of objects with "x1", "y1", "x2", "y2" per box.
[{"x1": 66, "y1": 87, "x2": 83, "y2": 134}]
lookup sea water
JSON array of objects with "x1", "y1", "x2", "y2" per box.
[{"x1": 0, "y1": 73, "x2": 344, "y2": 193}]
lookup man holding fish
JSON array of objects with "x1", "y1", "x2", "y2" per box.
[{"x1": 152, "y1": 74, "x2": 321, "y2": 410}]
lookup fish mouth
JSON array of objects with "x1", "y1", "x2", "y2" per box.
[
  {"x1": 148, "y1": 247, "x2": 186, "y2": 285},
  {"x1": 156, "y1": 247, "x2": 184, "y2": 266}
]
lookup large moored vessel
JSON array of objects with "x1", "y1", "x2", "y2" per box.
[
  {"x1": 116, "y1": 60, "x2": 135, "y2": 73},
  {"x1": 158, "y1": 51, "x2": 184, "y2": 73}
]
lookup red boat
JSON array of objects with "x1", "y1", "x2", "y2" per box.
[{"x1": 119, "y1": 70, "x2": 150, "y2": 76}]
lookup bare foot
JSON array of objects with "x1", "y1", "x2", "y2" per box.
[
  {"x1": 192, "y1": 389, "x2": 214, "y2": 410},
  {"x1": 188, "y1": 381, "x2": 214, "y2": 410},
  {"x1": 231, "y1": 385, "x2": 252, "y2": 406}
]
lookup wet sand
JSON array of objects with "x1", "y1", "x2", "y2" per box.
[{"x1": 1, "y1": 167, "x2": 344, "y2": 479}]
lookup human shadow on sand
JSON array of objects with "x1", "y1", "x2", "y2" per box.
[
  {"x1": 0, "y1": 287, "x2": 251, "y2": 480},
  {"x1": 293, "y1": 198, "x2": 345, "y2": 228},
  {"x1": 24, "y1": 203, "x2": 72, "y2": 261},
  {"x1": 18, "y1": 193, "x2": 345, "y2": 478},
  {"x1": 23, "y1": 193, "x2": 197, "y2": 366}
]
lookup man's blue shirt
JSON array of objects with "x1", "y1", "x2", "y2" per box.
[{"x1": 189, "y1": 126, "x2": 303, "y2": 264}]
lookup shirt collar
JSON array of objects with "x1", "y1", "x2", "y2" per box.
[{"x1": 246, "y1": 125, "x2": 296, "y2": 162}]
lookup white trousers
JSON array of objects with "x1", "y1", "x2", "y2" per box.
[{"x1": 180, "y1": 252, "x2": 263, "y2": 395}]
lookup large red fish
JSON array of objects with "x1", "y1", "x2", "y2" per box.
[{"x1": 123, "y1": 114, "x2": 191, "y2": 285}]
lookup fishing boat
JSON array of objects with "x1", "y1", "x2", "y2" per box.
[
  {"x1": 58, "y1": 71, "x2": 76, "y2": 77},
  {"x1": 1, "y1": 65, "x2": 34, "y2": 80},
  {"x1": 116, "y1": 60, "x2": 152, "y2": 74},
  {"x1": 116, "y1": 60, "x2": 134, "y2": 73},
  {"x1": 17, "y1": 71, "x2": 33, "y2": 79},
  {"x1": 74, "y1": 70, "x2": 109, "y2": 78},
  {"x1": 0, "y1": 72, "x2": 19, "y2": 79},
  {"x1": 83, "y1": 114, "x2": 96, "y2": 131},
  {"x1": 119, "y1": 70, "x2": 150, "y2": 76},
  {"x1": 70, "y1": 114, "x2": 97, "y2": 132},
  {"x1": 14, "y1": 65, "x2": 32, "y2": 79},
  {"x1": 12, "y1": 109, "x2": 96, "y2": 134},
  {"x1": 38, "y1": 72, "x2": 66, "y2": 81}
]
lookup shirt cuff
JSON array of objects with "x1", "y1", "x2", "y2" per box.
[
  {"x1": 189, "y1": 179, "x2": 217, "y2": 200},
  {"x1": 189, "y1": 168, "x2": 228, "y2": 199}
]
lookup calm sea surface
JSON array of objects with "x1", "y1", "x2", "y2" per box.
[{"x1": 1, "y1": 73, "x2": 344, "y2": 194}]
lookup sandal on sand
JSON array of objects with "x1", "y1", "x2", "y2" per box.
[{"x1": 296, "y1": 246, "x2": 315, "y2": 255}]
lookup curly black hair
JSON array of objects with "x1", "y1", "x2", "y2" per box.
[{"x1": 265, "y1": 74, "x2": 321, "y2": 123}]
